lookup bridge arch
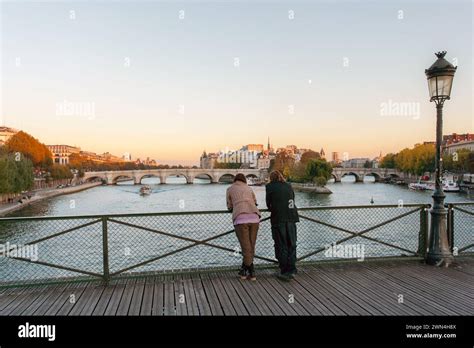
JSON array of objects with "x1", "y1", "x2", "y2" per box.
[
  {"x1": 217, "y1": 173, "x2": 235, "y2": 183},
  {"x1": 192, "y1": 173, "x2": 214, "y2": 184},
  {"x1": 137, "y1": 174, "x2": 162, "y2": 185},
  {"x1": 111, "y1": 175, "x2": 135, "y2": 184},
  {"x1": 162, "y1": 173, "x2": 191, "y2": 184},
  {"x1": 341, "y1": 172, "x2": 360, "y2": 182},
  {"x1": 85, "y1": 176, "x2": 106, "y2": 184},
  {"x1": 364, "y1": 172, "x2": 382, "y2": 182}
]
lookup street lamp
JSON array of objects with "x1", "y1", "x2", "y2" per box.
[{"x1": 425, "y1": 51, "x2": 457, "y2": 266}]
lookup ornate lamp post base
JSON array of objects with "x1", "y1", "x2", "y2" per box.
[{"x1": 426, "y1": 190, "x2": 454, "y2": 267}]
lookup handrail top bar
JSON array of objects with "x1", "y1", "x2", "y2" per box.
[
  {"x1": 0, "y1": 203, "x2": 436, "y2": 222},
  {"x1": 445, "y1": 202, "x2": 474, "y2": 207}
]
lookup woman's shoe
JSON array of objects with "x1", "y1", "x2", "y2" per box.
[
  {"x1": 248, "y1": 263, "x2": 256, "y2": 281},
  {"x1": 238, "y1": 263, "x2": 248, "y2": 280}
]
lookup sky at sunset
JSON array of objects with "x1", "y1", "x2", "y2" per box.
[{"x1": 1, "y1": 0, "x2": 473, "y2": 165}]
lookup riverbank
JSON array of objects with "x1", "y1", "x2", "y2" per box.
[
  {"x1": 0, "y1": 182, "x2": 103, "y2": 217},
  {"x1": 291, "y1": 183, "x2": 332, "y2": 194}
]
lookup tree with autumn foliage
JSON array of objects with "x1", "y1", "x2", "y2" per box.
[
  {"x1": 6, "y1": 131, "x2": 52, "y2": 168},
  {"x1": 380, "y1": 144, "x2": 435, "y2": 175}
]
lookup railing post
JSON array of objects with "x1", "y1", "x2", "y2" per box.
[
  {"x1": 417, "y1": 205, "x2": 429, "y2": 257},
  {"x1": 102, "y1": 216, "x2": 110, "y2": 285},
  {"x1": 446, "y1": 204, "x2": 454, "y2": 254}
]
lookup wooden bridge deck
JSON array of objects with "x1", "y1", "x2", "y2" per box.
[{"x1": 1, "y1": 258, "x2": 473, "y2": 316}]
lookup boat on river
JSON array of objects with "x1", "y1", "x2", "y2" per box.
[
  {"x1": 409, "y1": 177, "x2": 459, "y2": 192},
  {"x1": 139, "y1": 185, "x2": 152, "y2": 195}
]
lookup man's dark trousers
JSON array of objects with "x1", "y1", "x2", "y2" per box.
[{"x1": 271, "y1": 222, "x2": 297, "y2": 275}]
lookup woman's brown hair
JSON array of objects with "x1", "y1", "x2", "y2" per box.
[
  {"x1": 269, "y1": 170, "x2": 286, "y2": 183},
  {"x1": 234, "y1": 173, "x2": 247, "y2": 184}
]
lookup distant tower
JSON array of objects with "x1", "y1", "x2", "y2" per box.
[
  {"x1": 267, "y1": 137, "x2": 270, "y2": 151},
  {"x1": 320, "y1": 148, "x2": 326, "y2": 159}
]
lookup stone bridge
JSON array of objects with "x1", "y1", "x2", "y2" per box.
[
  {"x1": 83, "y1": 168, "x2": 267, "y2": 185},
  {"x1": 332, "y1": 167, "x2": 405, "y2": 183}
]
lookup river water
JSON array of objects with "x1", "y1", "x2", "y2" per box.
[{"x1": 7, "y1": 176, "x2": 474, "y2": 217}]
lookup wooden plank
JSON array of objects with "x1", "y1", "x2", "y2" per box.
[
  {"x1": 173, "y1": 274, "x2": 188, "y2": 316},
  {"x1": 199, "y1": 273, "x2": 224, "y2": 316},
  {"x1": 358, "y1": 263, "x2": 458, "y2": 315},
  {"x1": 67, "y1": 282, "x2": 101, "y2": 315},
  {"x1": 23, "y1": 284, "x2": 67, "y2": 316},
  {"x1": 3, "y1": 286, "x2": 48, "y2": 316},
  {"x1": 163, "y1": 274, "x2": 175, "y2": 315},
  {"x1": 11, "y1": 284, "x2": 59, "y2": 316},
  {"x1": 315, "y1": 265, "x2": 413, "y2": 316},
  {"x1": 299, "y1": 267, "x2": 371, "y2": 315},
  {"x1": 79, "y1": 284, "x2": 107, "y2": 316},
  {"x1": 222, "y1": 271, "x2": 261, "y2": 316},
  {"x1": 205, "y1": 272, "x2": 237, "y2": 316},
  {"x1": 151, "y1": 275, "x2": 164, "y2": 316},
  {"x1": 257, "y1": 271, "x2": 306, "y2": 316},
  {"x1": 307, "y1": 267, "x2": 385, "y2": 315},
  {"x1": 128, "y1": 278, "x2": 146, "y2": 316},
  {"x1": 326, "y1": 263, "x2": 428, "y2": 316},
  {"x1": 0, "y1": 287, "x2": 30, "y2": 311},
  {"x1": 36, "y1": 283, "x2": 78, "y2": 316},
  {"x1": 139, "y1": 276, "x2": 155, "y2": 316},
  {"x1": 237, "y1": 273, "x2": 283, "y2": 315},
  {"x1": 260, "y1": 269, "x2": 328, "y2": 315},
  {"x1": 92, "y1": 280, "x2": 119, "y2": 316},
  {"x1": 402, "y1": 262, "x2": 474, "y2": 295},
  {"x1": 367, "y1": 262, "x2": 473, "y2": 315},
  {"x1": 191, "y1": 273, "x2": 212, "y2": 316},
  {"x1": 214, "y1": 271, "x2": 248, "y2": 316},
  {"x1": 180, "y1": 273, "x2": 198, "y2": 315},
  {"x1": 55, "y1": 282, "x2": 90, "y2": 316},
  {"x1": 103, "y1": 278, "x2": 127, "y2": 316},
  {"x1": 283, "y1": 269, "x2": 343, "y2": 315},
  {"x1": 116, "y1": 278, "x2": 137, "y2": 316}
]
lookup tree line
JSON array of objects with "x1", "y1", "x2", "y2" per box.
[
  {"x1": 380, "y1": 143, "x2": 474, "y2": 175},
  {"x1": 270, "y1": 150, "x2": 333, "y2": 186}
]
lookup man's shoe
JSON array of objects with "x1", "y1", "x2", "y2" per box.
[
  {"x1": 248, "y1": 263, "x2": 256, "y2": 281},
  {"x1": 276, "y1": 273, "x2": 292, "y2": 282}
]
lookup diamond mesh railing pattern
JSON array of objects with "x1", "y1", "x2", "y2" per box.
[
  {"x1": 0, "y1": 204, "x2": 433, "y2": 286},
  {"x1": 448, "y1": 203, "x2": 474, "y2": 255}
]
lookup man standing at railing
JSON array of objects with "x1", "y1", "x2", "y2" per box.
[{"x1": 266, "y1": 170, "x2": 299, "y2": 282}]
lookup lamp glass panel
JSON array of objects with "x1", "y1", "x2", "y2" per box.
[{"x1": 428, "y1": 75, "x2": 453, "y2": 99}]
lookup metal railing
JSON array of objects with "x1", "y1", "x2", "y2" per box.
[
  {"x1": 1, "y1": 202, "x2": 471, "y2": 287},
  {"x1": 446, "y1": 202, "x2": 474, "y2": 255}
]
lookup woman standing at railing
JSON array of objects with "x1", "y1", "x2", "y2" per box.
[{"x1": 226, "y1": 173, "x2": 261, "y2": 281}]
